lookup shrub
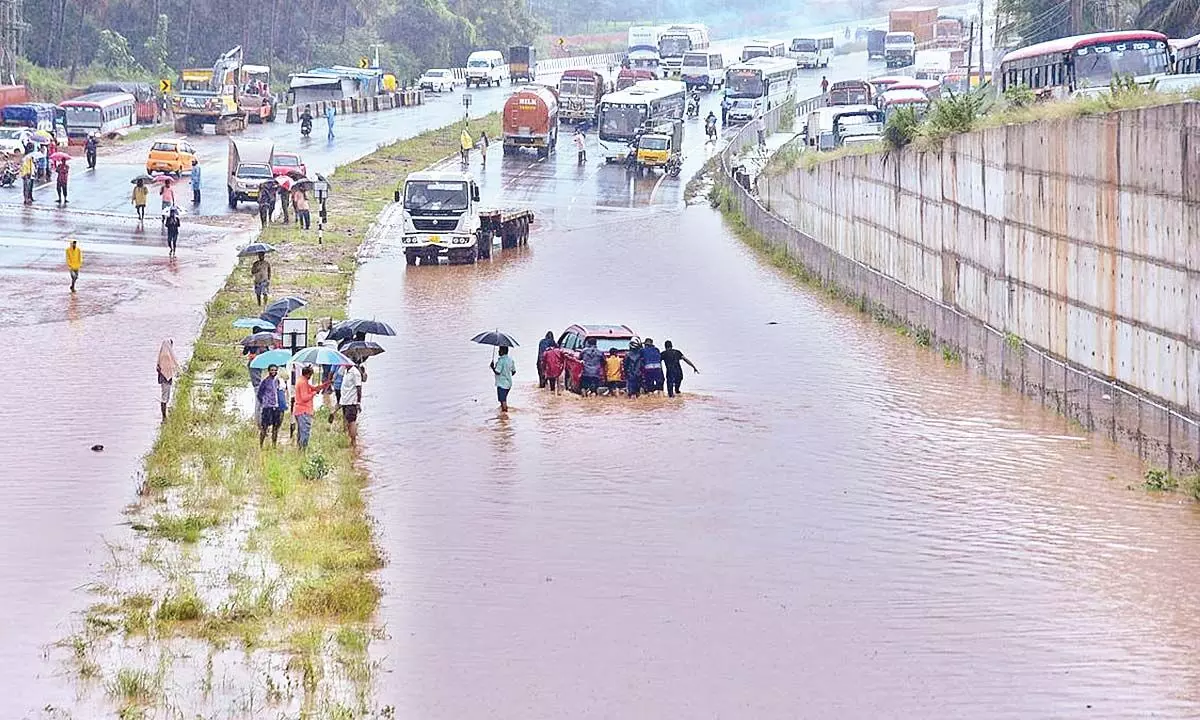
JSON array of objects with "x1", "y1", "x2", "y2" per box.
[
  {"x1": 924, "y1": 90, "x2": 986, "y2": 141},
  {"x1": 300, "y1": 453, "x2": 332, "y2": 481},
  {"x1": 883, "y1": 107, "x2": 920, "y2": 150},
  {"x1": 1002, "y1": 83, "x2": 1035, "y2": 108}
]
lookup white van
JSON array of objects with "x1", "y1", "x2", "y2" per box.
[
  {"x1": 466, "y1": 50, "x2": 507, "y2": 87},
  {"x1": 680, "y1": 51, "x2": 724, "y2": 90}
]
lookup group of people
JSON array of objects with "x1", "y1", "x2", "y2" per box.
[
  {"x1": 533, "y1": 332, "x2": 699, "y2": 401},
  {"x1": 256, "y1": 180, "x2": 312, "y2": 229},
  {"x1": 131, "y1": 172, "x2": 190, "y2": 255},
  {"x1": 460, "y1": 126, "x2": 491, "y2": 168}
]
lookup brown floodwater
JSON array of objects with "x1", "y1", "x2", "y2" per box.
[
  {"x1": 346, "y1": 150, "x2": 1200, "y2": 718},
  {"x1": 0, "y1": 210, "x2": 243, "y2": 712}
]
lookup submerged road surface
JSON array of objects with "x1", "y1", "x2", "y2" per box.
[{"x1": 345, "y1": 92, "x2": 1200, "y2": 718}]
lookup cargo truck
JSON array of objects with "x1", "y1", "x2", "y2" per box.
[
  {"x1": 393, "y1": 170, "x2": 534, "y2": 265},
  {"x1": 888, "y1": 6, "x2": 939, "y2": 44},
  {"x1": 509, "y1": 45, "x2": 537, "y2": 83},
  {"x1": 867, "y1": 29, "x2": 887, "y2": 60}
]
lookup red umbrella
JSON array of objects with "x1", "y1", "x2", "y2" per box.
[
  {"x1": 274, "y1": 175, "x2": 293, "y2": 191},
  {"x1": 150, "y1": 174, "x2": 176, "y2": 183},
  {"x1": 49, "y1": 151, "x2": 71, "y2": 162}
]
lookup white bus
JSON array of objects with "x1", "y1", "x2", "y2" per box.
[
  {"x1": 741, "y1": 39, "x2": 787, "y2": 62},
  {"x1": 725, "y1": 56, "x2": 797, "y2": 114},
  {"x1": 658, "y1": 24, "x2": 710, "y2": 76},
  {"x1": 789, "y1": 37, "x2": 834, "y2": 68},
  {"x1": 597, "y1": 80, "x2": 687, "y2": 160}
]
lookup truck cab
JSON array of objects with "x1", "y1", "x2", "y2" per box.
[
  {"x1": 884, "y1": 32, "x2": 917, "y2": 68},
  {"x1": 395, "y1": 170, "x2": 484, "y2": 265},
  {"x1": 633, "y1": 119, "x2": 682, "y2": 176}
]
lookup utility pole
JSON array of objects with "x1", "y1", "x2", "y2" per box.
[
  {"x1": 0, "y1": 0, "x2": 26, "y2": 85},
  {"x1": 978, "y1": 0, "x2": 986, "y2": 85}
]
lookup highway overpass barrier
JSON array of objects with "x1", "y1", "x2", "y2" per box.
[
  {"x1": 284, "y1": 90, "x2": 423, "y2": 123},
  {"x1": 717, "y1": 100, "x2": 1200, "y2": 472}
]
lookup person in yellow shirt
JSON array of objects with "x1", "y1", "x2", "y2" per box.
[
  {"x1": 460, "y1": 126, "x2": 472, "y2": 165},
  {"x1": 65, "y1": 239, "x2": 82, "y2": 293},
  {"x1": 605, "y1": 349, "x2": 624, "y2": 396},
  {"x1": 19, "y1": 153, "x2": 34, "y2": 205},
  {"x1": 132, "y1": 178, "x2": 148, "y2": 220}
]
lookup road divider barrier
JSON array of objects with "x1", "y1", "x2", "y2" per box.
[{"x1": 284, "y1": 90, "x2": 424, "y2": 123}]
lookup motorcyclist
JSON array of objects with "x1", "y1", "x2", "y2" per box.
[
  {"x1": 705, "y1": 112, "x2": 717, "y2": 141},
  {"x1": 688, "y1": 89, "x2": 701, "y2": 116},
  {"x1": 299, "y1": 106, "x2": 314, "y2": 136},
  {"x1": 84, "y1": 134, "x2": 98, "y2": 169}
]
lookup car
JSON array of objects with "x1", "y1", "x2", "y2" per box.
[
  {"x1": 146, "y1": 139, "x2": 197, "y2": 174},
  {"x1": 419, "y1": 69, "x2": 458, "y2": 92},
  {"x1": 556, "y1": 324, "x2": 638, "y2": 393},
  {"x1": 0, "y1": 127, "x2": 25, "y2": 155},
  {"x1": 271, "y1": 151, "x2": 307, "y2": 178}
]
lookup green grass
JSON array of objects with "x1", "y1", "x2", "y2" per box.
[
  {"x1": 150, "y1": 512, "x2": 219, "y2": 543},
  {"x1": 109, "y1": 668, "x2": 156, "y2": 705},
  {"x1": 156, "y1": 588, "x2": 206, "y2": 623}
]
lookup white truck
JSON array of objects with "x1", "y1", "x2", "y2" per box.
[
  {"x1": 227, "y1": 138, "x2": 275, "y2": 208},
  {"x1": 465, "y1": 50, "x2": 507, "y2": 87},
  {"x1": 394, "y1": 170, "x2": 534, "y2": 265},
  {"x1": 885, "y1": 32, "x2": 917, "y2": 68}
]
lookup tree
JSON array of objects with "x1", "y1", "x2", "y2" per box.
[
  {"x1": 95, "y1": 29, "x2": 140, "y2": 72},
  {"x1": 142, "y1": 13, "x2": 170, "y2": 77}
]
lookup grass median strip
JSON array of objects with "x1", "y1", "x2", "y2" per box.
[{"x1": 59, "y1": 113, "x2": 502, "y2": 717}]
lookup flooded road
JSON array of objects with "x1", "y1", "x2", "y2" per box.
[{"x1": 346, "y1": 97, "x2": 1200, "y2": 717}]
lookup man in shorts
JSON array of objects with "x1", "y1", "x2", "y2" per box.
[
  {"x1": 251, "y1": 251, "x2": 271, "y2": 306},
  {"x1": 257, "y1": 364, "x2": 283, "y2": 448},
  {"x1": 490, "y1": 346, "x2": 515, "y2": 412},
  {"x1": 339, "y1": 361, "x2": 365, "y2": 447}
]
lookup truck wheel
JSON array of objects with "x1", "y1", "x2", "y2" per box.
[
  {"x1": 537, "y1": 146, "x2": 548, "y2": 160},
  {"x1": 173, "y1": 117, "x2": 188, "y2": 133},
  {"x1": 405, "y1": 251, "x2": 417, "y2": 266}
]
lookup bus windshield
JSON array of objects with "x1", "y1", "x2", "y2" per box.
[
  {"x1": 405, "y1": 180, "x2": 468, "y2": 211},
  {"x1": 792, "y1": 39, "x2": 818, "y2": 52},
  {"x1": 1073, "y1": 41, "x2": 1170, "y2": 87},
  {"x1": 742, "y1": 48, "x2": 769, "y2": 61},
  {"x1": 600, "y1": 104, "x2": 647, "y2": 137},
  {"x1": 660, "y1": 36, "x2": 692, "y2": 57},
  {"x1": 682, "y1": 53, "x2": 709, "y2": 68},
  {"x1": 726, "y1": 69, "x2": 764, "y2": 98},
  {"x1": 64, "y1": 107, "x2": 100, "y2": 127}
]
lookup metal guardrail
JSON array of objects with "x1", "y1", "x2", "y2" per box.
[{"x1": 447, "y1": 53, "x2": 625, "y2": 83}]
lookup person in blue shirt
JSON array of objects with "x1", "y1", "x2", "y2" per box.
[
  {"x1": 325, "y1": 104, "x2": 336, "y2": 140},
  {"x1": 491, "y1": 345, "x2": 516, "y2": 412},
  {"x1": 640, "y1": 338, "x2": 664, "y2": 393},
  {"x1": 190, "y1": 159, "x2": 201, "y2": 204}
]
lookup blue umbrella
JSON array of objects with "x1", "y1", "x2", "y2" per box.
[
  {"x1": 233, "y1": 317, "x2": 276, "y2": 330},
  {"x1": 260, "y1": 296, "x2": 307, "y2": 324},
  {"x1": 291, "y1": 345, "x2": 354, "y2": 366},
  {"x1": 239, "y1": 242, "x2": 277, "y2": 257},
  {"x1": 248, "y1": 348, "x2": 294, "y2": 369}
]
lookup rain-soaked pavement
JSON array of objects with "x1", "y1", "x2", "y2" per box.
[{"x1": 6, "y1": 25, "x2": 1196, "y2": 718}]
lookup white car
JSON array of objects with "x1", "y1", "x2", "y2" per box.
[
  {"x1": 420, "y1": 69, "x2": 458, "y2": 93},
  {"x1": 0, "y1": 127, "x2": 26, "y2": 155}
]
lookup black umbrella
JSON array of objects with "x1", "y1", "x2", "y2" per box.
[
  {"x1": 130, "y1": 173, "x2": 154, "y2": 184},
  {"x1": 240, "y1": 331, "x2": 279, "y2": 347},
  {"x1": 340, "y1": 340, "x2": 385, "y2": 361},
  {"x1": 260, "y1": 296, "x2": 307, "y2": 324},
  {"x1": 471, "y1": 330, "x2": 519, "y2": 347},
  {"x1": 327, "y1": 318, "x2": 397, "y2": 341},
  {"x1": 239, "y1": 242, "x2": 277, "y2": 257}
]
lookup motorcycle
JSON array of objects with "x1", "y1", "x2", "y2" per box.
[
  {"x1": 686, "y1": 98, "x2": 700, "y2": 117},
  {"x1": 705, "y1": 119, "x2": 717, "y2": 142},
  {"x1": 665, "y1": 155, "x2": 682, "y2": 178},
  {"x1": 0, "y1": 162, "x2": 16, "y2": 188},
  {"x1": 300, "y1": 118, "x2": 313, "y2": 137}
]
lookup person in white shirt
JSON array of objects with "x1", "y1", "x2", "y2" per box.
[{"x1": 338, "y1": 362, "x2": 366, "y2": 447}]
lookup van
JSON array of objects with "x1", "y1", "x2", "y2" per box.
[
  {"x1": 680, "y1": 51, "x2": 725, "y2": 90},
  {"x1": 466, "y1": 50, "x2": 507, "y2": 88}
]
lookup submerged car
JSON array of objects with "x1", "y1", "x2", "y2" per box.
[{"x1": 557, "y1": 324, "x2": 638, "y2": 393}]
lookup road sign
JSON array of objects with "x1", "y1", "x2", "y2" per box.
[
  {"x1": 159, "y1": 78, "x2": 172, "y2": 94},
  {"x1": 359, "y1": 56, "x2": 370, "y2": 69},
  {"x1": 557, "y1": 37, "x2": 565, "y2": 47}
]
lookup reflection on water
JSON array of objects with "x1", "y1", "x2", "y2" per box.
[{"x1": 352, "y1": 202, "x2": 1200, "y2": 719}]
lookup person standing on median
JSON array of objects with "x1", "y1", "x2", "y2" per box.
[
  {"x1": 65, "y1": 239, "x2": 82, "y2": 293},
  {"x1": 460, "y1": 126, "x2": 472, "y2": 165},
  {"x1": 251, "y1": 251, "x2": 271, "y2": 306},
  {"x1": 293, "y1": 365, "x2": 332, "y2": 451},
  {"x1": 190, "y1": 159, "x2": 201, "y2": 204},
  {"x1": 490, "y1": 345, "x2": 515, "y2": 412},
  {"x1": 156, "y1": 339, "x2": 179, "y2": 421},
  {"x1": 339, "y1": 361, "x2": 365, "y2": 447},
  {"x1": 257, "y1": 364, "x2": 283, "y2": 448}
]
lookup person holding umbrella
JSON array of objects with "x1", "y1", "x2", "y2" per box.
[
  {"x1": 491, "y1": 346, "x2": 516, "y2": 412},
  {"x1": 132, "y1": 177, "x2": 149, "y2": 220},
  {"x1": 251, "y1": 251, "x2": 272, "y2": 306},
  {"x1": 52, "y1": 153, "x2": 69, "y2": 204},
  {"x1": 160, "y1": 178, "x2": 176, "y2": 224},
  {"x1": 293, "y1": 188, "x2": 311, "y2": 230},
  {"x1": 165, "y1": 206, "x2": 181, "y2": 256}
]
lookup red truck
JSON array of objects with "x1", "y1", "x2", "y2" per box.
[
  {"x1": 502, "y1": 85, "x2": 559, "y2": 159},
  {"x1": 889, "y1": 6, "x2": 939, "y2": 45},
  {"x1": 557, "y1": 69, "x2": 608, "y2": 125}
]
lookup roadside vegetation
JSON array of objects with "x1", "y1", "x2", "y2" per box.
[{"x1": 57, "y1": 114, "x2": 500, "y2": 717}]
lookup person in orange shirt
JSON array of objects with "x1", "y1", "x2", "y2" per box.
[
  {"x1": 65, "y1": 239, "x2": 82, "y2": 292},
  {"x1": 293, "y1": 365, "x2": 332, "y2": 450},
  {"x1": 604, "y1": 349, "x2": 623, "y2": 396}
]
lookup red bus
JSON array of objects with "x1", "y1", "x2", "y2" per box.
[
  {"x1": 60, "y1": 92, "x2": 137, "y2": 145},
  {"x1": 86, "y1": 82, "x2": 160, "y2": 124},
  {"x1": 998, "y1": 30, "x2": 1171, "y2": 97}
]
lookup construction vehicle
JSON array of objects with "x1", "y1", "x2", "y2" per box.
[
  {"x1": 238, "y1": 64, "x2": 275, "y2": 123},
  {"x1": 172, "y1": 46, "x2": 246, "y2": 135},
  {"x1": 393, "y1": 170, "x2": 534, "y2": 265}
]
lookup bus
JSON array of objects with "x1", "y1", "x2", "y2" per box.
[
  {"x1": 1174, "y1": 33, "x2": 1200, "y2": 74},
  {"x1": 658, "y1": 24, "x2": 710, "y2": 77},
  {"x1": 597, "y1": 80, "x2": 687, "y2": 160},
  {"x1": 725, "y1": 56, "x2": 797, "y2": 112},
  {"x1": 741, "y1": 39, "x2": 787, "y2": 62},
  {"x1": 60, "y1": 92, "x2": 137, "y2": 144},
  {"x1": 789, "y1": 37, "x2": 834, "y2": 68},
  {"x1": 998, "y1": 30, "x2": 1170, "y2": 97},
  {"x1": 85, "y1": 82, "x2": 160, "y2": 124}
]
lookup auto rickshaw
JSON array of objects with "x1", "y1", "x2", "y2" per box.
[{"x1": 631, "y1": 119, "x2": 682, "y2": 177}]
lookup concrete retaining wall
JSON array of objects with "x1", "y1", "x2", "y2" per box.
[{"x1": 725, "y1": 102, "x2": 1200, "y2": 471}]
